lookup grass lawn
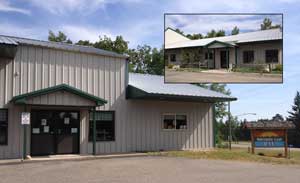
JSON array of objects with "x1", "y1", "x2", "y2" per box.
[
  {"x1": 175, "y1": 68, "x2": 207, "y2": 73},
  {"x1": 232, "y1": 67, "x2": 282, "y2": 74},
  {"x1": 149, "y1": 147, "x2": 300, "y2": 165}
]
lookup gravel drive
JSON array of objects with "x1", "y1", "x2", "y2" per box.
[
  {"x1": 165, "y1": 70, "x2": 283, "y2": 83},
  {"x1": 0, "y1": 156, "x2": 299, "y2": 183}
]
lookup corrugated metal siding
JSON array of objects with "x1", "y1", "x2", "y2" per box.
[
  {"x1": 0, "y1": 45, "x2": 127, "y2": 158},
  {"x1": 0, "y1": 104, "x2": 22, "y2": 159},
  {"x1": 0, "y1": 44, "x2": 214, "y2": 159},
  {"x1": 87, "y1": 101, "x2": 214, "y2": 153},
  {"x1": 26, "y1": 91, "x2": 96, "y2": 106}
]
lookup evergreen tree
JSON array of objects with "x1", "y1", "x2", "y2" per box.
[
  {"x1": 261, "y1": 18, "x2": 281, "y2": 30},
  {"x1": 231, "y1": 26, "x2": 239, "y2": 35},
  {"x1": 288, "y1": 91, "x2": 300, "y2": 131}
]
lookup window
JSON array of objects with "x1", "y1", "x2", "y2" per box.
[
  {"x1": 162, "y1": 114, "x2": 187, "y2": 130},
  {"x1": 0, "y1": 109, "x2": 8, "y2": 145},
  {"x1": 243, "y1": 51, "x2": 254, "y2": 63},
  {"x1": 205, "y1": 52, "x2": 213, "y2": 59},
  {"x1": 170, "y1": 54, "x2": 176, "y2": 62},
  {"x1": 265, "y1": 49, "x2": 278, "y2": 63},
  {"x1": 89, "y1": 111, "x2": 115, "y2": 141}
]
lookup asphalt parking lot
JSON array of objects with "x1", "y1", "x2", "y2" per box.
[
  {"x1": 0, "y1": 156, "x2": 299, "y2": 183},
  {"x1": 165, "y1": 70, "x2": 283, "y2": 83}
]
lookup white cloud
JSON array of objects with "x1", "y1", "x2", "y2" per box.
[
  {"x1": 166, "y1": 15, "x2": 282, "y2": 35},
  {"x1": 169, "y1": 0, "x2": 262, "y2": 12},
  {"x1": 27, "y1": 0, "x2": 143, "y2": 15},
  {"x1": 58, "y1": 21, "x2": 162, "y2": 48},
  {"x1": 0, "y1": 22, "x2": 44, "y2": 38},
  {"x1": 59, "y1": 25, "x2": 114, "y2": 43},
  {"x1": 0, "y1": 0, "x2": 30, "y2": 14}
]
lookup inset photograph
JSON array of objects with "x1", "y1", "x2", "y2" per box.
[{"x1": 164, "y1": 14, "x2": 283, "y2": 83}]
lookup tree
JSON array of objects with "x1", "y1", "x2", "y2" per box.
[
  {"x1": 113, "y1": 36, "x2": 129, "y2": 54},
  {"x1": 93, "y1": 35, "x2": 128, "y2": 54},
  {"x1": 48, "y1": 30, "x2": 72, "y2": 44},
  {"x1": 206, "y1": 29, "x2": 216, "y2": 38},
  {"x1": 288, "y1": 91, "x2": 300, "y2": 131},
  {"x1": 147, "y1": 48, "x2": 164, "y2": 75},
  {"x1": 205, "y1": 29, "x2": 225, "y2": 38},
  {"x1": 272, "y1": 113, "x2": 284, "y2": 121},
  {"x1": 186, "y1": 33, "x2": 203, "y2": 40},
  {"x1": 127, "y1": 45, "x2": 152, "y2": 73},
  {"x1": 76, "y1": 40, "x2": 93, "y2": 46},
  {"x1": 231, "y1": 26, "x2": 239, "y2": 35},
  {"x1": 260, "y1": 18, "x2": 281, "y2": 30},
  {"x1": 174, "y1": 28, "x2": 184, "y2": 35},
  {"x1": 215, "y1": 30, "x2": 225, "y2": 37}
]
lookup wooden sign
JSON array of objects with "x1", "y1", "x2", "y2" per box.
[{"x1": 250, "y1": 129, "x2": 288, "y2": 157}]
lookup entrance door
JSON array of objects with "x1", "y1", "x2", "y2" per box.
[
  {"x1": 220, "y1": 50, "x2": 229, "y2": 68},
  {"x1": 31, "y1": 110, "x2": 80, "y2": 156}
]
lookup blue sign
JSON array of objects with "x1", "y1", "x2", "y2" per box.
[{"x1": 254, "y1": 137, "x2": 285, "y2": 148}]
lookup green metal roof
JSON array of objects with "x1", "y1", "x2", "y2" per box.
[
  {"x1": 204, "y1": 40, "x2": 236, "y2": 48},
  {"x1": 11, "y1": 84, "x2": 107, "y2": 106}
]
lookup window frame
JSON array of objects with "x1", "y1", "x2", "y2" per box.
[
  {"x1": 205, "y1": 52, "x2": 213, "y2": 60},
  {"x1": 170, "y1": 54, "x2": 176, "y2": 62},
  {"x1": 88, "y1": 110, "x2": 115, "y2": 142},
  {"x1": 265, "y1": 49, "x2": 279, "y2": 63},
  {"x1": 0, "y1": 109, "x2": 8, "y2": 145},
  {"x1": 243, "y1": 50, "x2": 254, "y2": 64},
  {"x1": 162, "y1": 113, "x2": 188, "y2": 131}
]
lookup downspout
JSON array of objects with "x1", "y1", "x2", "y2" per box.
[
  {"x1": 125, "y1": 58, "x2": 129, "y2": 99},
  {"x1": 23, "y1": 105, "x2": 27, "y2": 160},
  {"x1": 226, "y1": 47, "x2": 229, "y2": 69},
  {"x1": 235, "y1": 47, "x2": 238, "y2": 68},
  {"x1": 213, "y1": 49, "x2": 216, "y2": 69},
  {"x1": 206, "y1": 47, "x2": 209, "y2": 69},
  {"x1": 92, "y1": 107, "x2": 96, "y2": 155}
]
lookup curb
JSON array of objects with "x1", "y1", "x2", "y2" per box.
[{"x1": 0, "y1": 153, "x2": 149, "y2": 166}]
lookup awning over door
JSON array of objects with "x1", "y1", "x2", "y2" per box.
[
  {"x1": 204, "y1": 40, "x2": 236, "y2": 49},
  {"x1": 10, "y1": 84, "x2": 107, "y2": 107}
]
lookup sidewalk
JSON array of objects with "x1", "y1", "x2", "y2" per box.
[{"x1": 0, "y1": 153, "x2": 148, "y2": 166}]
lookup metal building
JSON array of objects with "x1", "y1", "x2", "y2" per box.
[{"x1": 0, "y1": 35, "x2": 236, "y2": 159}]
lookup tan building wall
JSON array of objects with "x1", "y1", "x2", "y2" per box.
[
  {"x1": 165, "y1": 29, "x2": 190, "y2": 45},
  {"x1": 0, "y1": 44, "x2": 214, "y2": 159},
  {"x1": 165, "y1": 40, "x2": 282, "y2": 69}
]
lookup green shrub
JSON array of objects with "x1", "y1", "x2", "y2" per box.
[
  {"x1": 167, "y1": 64, "x2": 174, "y2": 69},
  {"x1": 254, "y1": 65, "x2": 267, "y2": 73},
  {"x1": 273, "y1": 64, "x2": 283, "y2": 72}
]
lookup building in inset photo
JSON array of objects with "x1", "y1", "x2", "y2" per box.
[{"x1": 164, "y1": 14, "x2": 283, "y2": 83}]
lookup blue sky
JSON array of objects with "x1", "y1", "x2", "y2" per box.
[
  {"x1": 165, "y1": 14, "x2": 283, "y2": 35},
  {"x1": 0, "y1": 0, "x2": 300, "y2": 121}
]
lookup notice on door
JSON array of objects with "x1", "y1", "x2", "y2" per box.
[{"x1": 21, "y1": 112, "x2": 30, "y2": 125}]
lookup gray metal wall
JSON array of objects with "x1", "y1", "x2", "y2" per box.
[
  {"x1": 0, "y1": 44, "x2": 214, "y2": 159},
  {"x1": 87, "y1": 100, "x2": 214, "y2": 154}
]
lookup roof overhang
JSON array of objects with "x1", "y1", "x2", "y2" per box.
[
  {"x1": 126, "y1": 85, "x2": 237, "y2": 103},
  {"x1": 10, "y1": 84, "x2": 107, "y2": 106},
  {"x1": 204, "y1": 40, "x2": 236, "y2": 49},
  {"x1": 0, "y1": 43, "x2": 18, "y2": 59}
]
